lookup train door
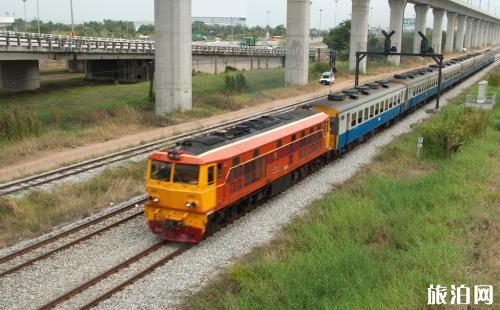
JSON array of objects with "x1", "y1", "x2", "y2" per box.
[{"x1": 344, "y1": 112, "x2": 352, "y2": 149}]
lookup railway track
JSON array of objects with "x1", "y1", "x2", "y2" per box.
[
  {"x1": 0, "y1": 69, "x2": 418, "y2": 197},
  {"x1": 0, "y1": 195, "x2": 147, "y2": 277}
]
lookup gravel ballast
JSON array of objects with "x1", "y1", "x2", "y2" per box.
[{"x1": 0, "y1": 63, "x2": 497, "y2": 310}]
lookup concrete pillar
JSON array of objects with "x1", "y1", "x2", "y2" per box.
[
  {"x1": 413, "y1": 4, "x2": 429, "y2": 54},
  {"x1": 455, "y1": 15, "x2": 467, "y2": 51},
  {"x1": 349, "y1": 0, "x2": 370, "y2": 72},
  {"x1": 478, "y1": 21, "x2": 485, "y2": 48},
  {"x1": 388, "y1": 0, "x2": 406, "y2": 65},
  {"x1": 285, "y1": 0, "x2": 311, "y2": 85},
  {"x1": 154, "y1": 0, "x2": 192, "y2": 115},
  {"x1": 471, "y1": 19, "x2": 480, "y2": 48},
  {"x1": 464, "y1": 17, "x2": 474, "y2": 50},
  {"x1": 444, "y1": 11, "x2": 457, "y2": 53},
  {"x1": 483, "y1": 22, "x2": 489, "y2": 47},
  {"x1": 432, "y1": 9, "x2": 445, "y2": 54},
  {"x1": 495, "y1": 24, "x2": 499, "y2": 45},
  {"x1": 490, "y1": 23, "x2": 494, "y2": 45},
  {"x1": 0, "y1": 60, "x2": 40, "y2": 93}
]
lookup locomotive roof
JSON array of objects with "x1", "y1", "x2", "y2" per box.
[
  {"x1": 303, "y1": 80, "x2": 405, "y2": 113},
  {"x1": 169, "y1": 109, "x2": 324, "y2": 156}
]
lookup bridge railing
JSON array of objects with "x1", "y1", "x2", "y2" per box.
[{"x1": 0, "y1": 31, "x2": 301, "y2": 56}]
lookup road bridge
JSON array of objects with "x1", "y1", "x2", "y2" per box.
[{"x1": 0, "y1": 31, "x2": 313, "y2": 92}]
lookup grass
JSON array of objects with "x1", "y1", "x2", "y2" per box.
[
  {"x1": 186, "y1": 73, "x2": 500, "y2": 309},
  {"x1": 0, "y1": 160, "x2": 146, "y2": 247}
]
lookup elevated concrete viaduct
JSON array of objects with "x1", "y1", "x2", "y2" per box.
[{"x1": 350, "y1": 0, "x2": 500, "y2": 71}]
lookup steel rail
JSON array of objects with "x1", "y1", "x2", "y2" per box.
[
  {"x1": 0, "y1": 210, "x2": 144, "y2": 277},
  {"x1": 0, "y1": 196, "x2": 147, "y2": 266}
]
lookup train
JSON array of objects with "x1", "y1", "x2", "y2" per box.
[{"x1": 144, "y1": 50, "x2": 496, "y2": 243}]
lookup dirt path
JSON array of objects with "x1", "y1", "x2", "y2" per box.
[{"x1": 0, "y1": 55, "x2": 476, "y2": 182}]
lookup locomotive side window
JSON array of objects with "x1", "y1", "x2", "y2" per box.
[
  {"x1": 232, "y1": 157, "x2": 240, "y2": 166},
  {"x1": 316, "y1": 125, "x2": 321, "y2": 131},
  {"x1": 291, "y1": 134, "x2": 296, "y2": 142},
  {"x1": 217, "y1": 163, "x2": 223, "y2": 179},
  {"x1": 364, "y1": 108, "x2": 368, "y2": 121},
  {"x1": 375, "y1": 103, "x2": 379, "y2": 115},
  {"x1": 208, "y1": 166, "x2": 215, "y2": 185},
  {"x1": 369, "y1": 106, "x2": 374, "y2": 118},
  {"x1": 173, "y1": 164, "x2": 199, "y2": 185},
  {"x1": 301, "y1": 130, "x2": 306, "y2": 138},
  {"x1": 277, "y1": 139, "x2": 283, "y2": 148},
  {"x1": 351, "y1": 113, "x2": 356, "y2": 127},
  {"x1": 358, "y1": 111, "x2": 363, "y2": 124},
  {"x1": 150, "y1": 161, "x2": 171, "y2": 182},
  {"x1": 253, "y1": 149, "x2": 260, "y2": 158}
]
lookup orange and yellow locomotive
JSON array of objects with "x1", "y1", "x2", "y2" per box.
[{"x1": 144, "y1": 109, "x2": 330, "y2": 243}]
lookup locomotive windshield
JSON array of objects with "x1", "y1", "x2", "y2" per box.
[
  {"x1": 173, "y1": 164, "x2": 200, "y2": 185},
  {"x1": 150, "y1": 160, "x2": 172, "y2": 182}
]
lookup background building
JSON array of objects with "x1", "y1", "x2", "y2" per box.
[{"x1": 0, "y1": 16, "x2": 15, "y2": 31}]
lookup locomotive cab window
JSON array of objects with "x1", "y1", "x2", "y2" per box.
[
  {"x1": 173, "y1": 164, "x2": 199, "y2": 185},
  {"x1": 150, "y1": 161, "x2": 171, "y2": 182},
  {"x1": 277, "y1": 139, "x2": 283, "y2": 148}
]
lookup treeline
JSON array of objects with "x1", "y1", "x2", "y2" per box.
[
  {"x1": 323, "y1": 20, "x2": 440, "y2": 61},
  {"x1": 8, "y1": 19, "x2": 139, "y2": 38}
]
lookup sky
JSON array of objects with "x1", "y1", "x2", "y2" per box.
[{"x1": 1, "y1": 0, "x2": 499, "y2": 31}]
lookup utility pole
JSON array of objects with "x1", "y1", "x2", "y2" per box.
[
  {"x1": 319, "y1": 9, "x2": 323, "y2": 37},
  {"x1": 36, "y1": 0, "x2": 40, "y2": 34},
  {"x1": 70, "y1": 0, "x2": 75, "y2": 33},
  {"x1": 22, "y1": 0, "x2": 28, "y2": 32},
  {"x1": 266, "y1": 10, "x2": 270, "y2": 41},
  {"x1": 334, "y1": 0, "x2": 339, "y2": 27}
]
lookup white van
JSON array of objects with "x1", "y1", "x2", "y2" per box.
[{"x1": 319, "y1": 71, "x2": 335, "y2": 85}]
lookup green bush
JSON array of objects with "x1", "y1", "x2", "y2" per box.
[
  {"x1": 418, "y1": 105, "x2": 489, "y2": 158},
  {"x1": 487, "y1": 70, "x2": 500, "y2": 87},
  {"x1": 0, "y1": 109, "x2": 41, "y2": 141},
  {"x1": 224, "y1": 72, "x2": 247, "y2": 94},
  {"x1": 310, "y1": 62, "x2": 331, "y2": 75}
]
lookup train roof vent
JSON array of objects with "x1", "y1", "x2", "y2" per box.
[
  {"x1": 213, "y1": 126, "x2": 250, "y2": 139},
  {"x1": 328, "y1": 92, "x2": 347, "y2": 101},
  {"x1": 394, "y1": 74, "x2": 407, "y2": 80},
  {"x1": 354, "y1": 86, "x2": 371, "y2": 95},
  {"x1": 375, "y1": 80, "x2": 390, "y2": 87},
  {"x1": 427, "y1": 68, "x2": 434, "y2": 72},
  {"x1": 342, "y1": 89, "x2": 360, "y2": 99},
  {"x1": 183, "y1": 135, "x2": 226, "y2": 146},
  {"x1": 417, "y1": 70, "x2": 426, "y2": 75},
  {"x1": 406, "y1": 73, "x2": 416, "y2": 79},
  {"x1": 241, "y1": 116, "x2": 281, "y2": 130},
  {"x1": 365, "y1": 83, "x2": 381, "y2": 89}
]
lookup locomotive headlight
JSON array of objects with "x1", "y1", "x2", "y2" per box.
[
  {"x1": 149, "y1": 196, "x2": 159, "y2": 203},
  {"x1": 185, "y1": 201, "x2": 197, "y2": 208}
]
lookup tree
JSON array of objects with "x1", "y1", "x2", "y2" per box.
[{"x1": 323, "y1": 20, "x2": 351, "y2": 61}]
